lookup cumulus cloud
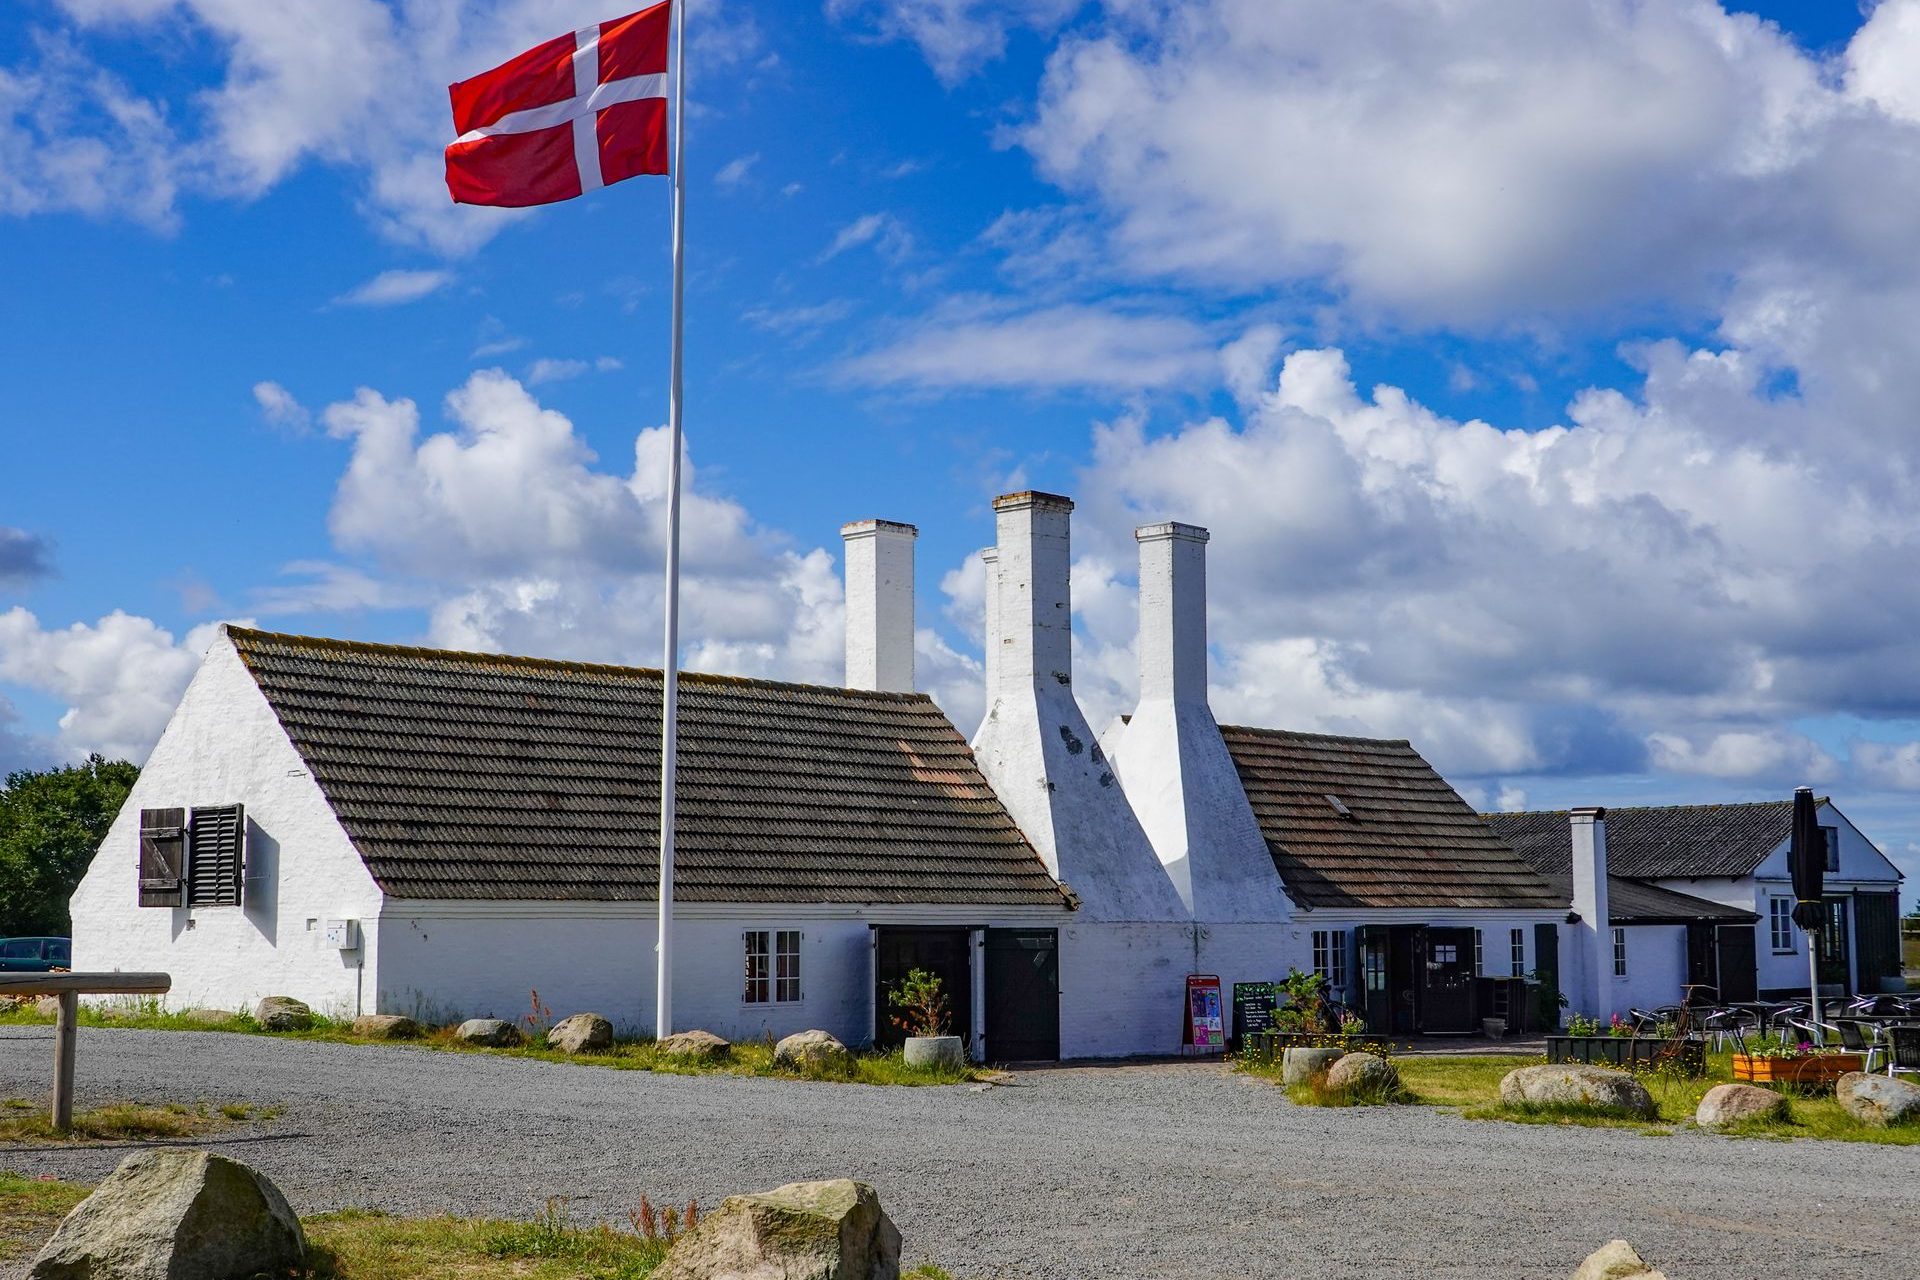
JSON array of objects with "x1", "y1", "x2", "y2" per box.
[
  {"x1": 333, "y1": 268, "x2": 452, "y2": 307},
  {"x1": 251, "y1": 380, "x2": 309, "y2": 431}
]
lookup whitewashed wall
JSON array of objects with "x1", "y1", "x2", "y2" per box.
[{"x1": 70, "y1": 634, "x2": 386, "y2": 1017}]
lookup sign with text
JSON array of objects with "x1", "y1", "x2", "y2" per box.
[
  {"x1": 1185, "y1": 974, "x2": 1225, "y2": 1052},
  {"x1": 1232, "y1": 981, "x2": 1281, "y2": 1045}
]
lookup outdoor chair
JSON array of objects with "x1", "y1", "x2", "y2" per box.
[
  {"x1": 1836, "y1": 1019, "x2": 1886, "y2": 1073},
  {"x1": 1782, "y1": 1016, "x2": 1843, "y2": 1048},
  {"x1": 1626, "y1": 1007, "x2": 1659, "y2": 1033},
  {"x1": 1887, "y1": 1026, "x2": 1920, "y2": 1081},
  {"x1": 1703, "y1": 1008, "x2": 1759, "y2": 1054}
]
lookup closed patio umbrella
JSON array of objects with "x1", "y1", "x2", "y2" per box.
[{"x1": 1788, "y1": 787, "x2": 1825, "y2": 1038}]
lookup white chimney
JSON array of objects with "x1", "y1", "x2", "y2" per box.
[
  {"x1": 979, "y1": 545, "x2": 999, "y2": 695},
  {"x1": 1569, "y1": 807, "x2": 1613, "y2": 1022},
  {"x1": 841, "y1": 519, "x2": 916, "y2": 693},
  {"x1": 1108, "y1": 522, "x2": 1291, "y2": 922},
  {"x1": 971, "y1": 492, "x2": 1185, "y2": 923}
]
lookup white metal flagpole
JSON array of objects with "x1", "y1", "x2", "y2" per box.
[{"x1": 655, "y1": 0, "x2": 688, "y2": 1041}]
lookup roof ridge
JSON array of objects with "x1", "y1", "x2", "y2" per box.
[
  {"x1": 224, "y1": 625, "x2": 933, "y2": 704},
  {"x1": 1487, "y1": 798, "x2": 1820, "y2": 819},
  {"x1": 1219, "y1": 723, "x2": 1413, "y2": 748}
]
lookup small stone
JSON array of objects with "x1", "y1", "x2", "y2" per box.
[
  {"x1": 775, "y1": 1029, "x2": 850, "y2": 1070},
  {"x1": 179, "y1": 1008, "x2": 240, "y2": 1028},
  {"x1": 1499, "y1": 1065, "x2": 1656, "y2": 1119},
  {"x1": 455, "y1": 1018, "x2": 524, "y2": 1048},
  {"x1": 252, "y1": 996, "x2": 314, "y2": 1033},
  {"x1": 546, "y1": 1013, "x2": 614, "y2": 1054},
  {"x1": 33, "y1": 996, "x2": 61, "y2": 1018},
  {"x1": 351, "y1": 1014, "x2": 421, "y2": 1040},
  {"x1": 1281, "y1": 1046, "x2": 1345, "y2": 1086},
  {"x1": 1573, "y1": 1239, "x2": 1665, "y2": 1280},
  {"x1": 1837, "y1": 1071, "x2": 1920, "y2": 1126},
  {"x1": 28, "y1": 1149, "x2": 305, "y2": 1280},
  {"x1": 1695, "y1": 1082, "x2": 1788, "y2": 1129},
  {"x1": 658, "y1": 1029, "x2": 731, "y2": 1062},
  {"x1": 1325, "y1": 1051, "x2": 1400, "y2": 1097},
  {"x1": 653, "y1": 1179, "x2": 901, "y2": 1280}
]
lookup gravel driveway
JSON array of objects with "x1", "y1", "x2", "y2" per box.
[{"x1": 1, "y1": 1026, "x2": 1911, "y2": 1279}]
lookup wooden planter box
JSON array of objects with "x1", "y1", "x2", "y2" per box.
[
  {"x1": 1239, "y1": 1030, "x2": 1372, "y2": 1062},
  {"x1": 1545, "y1": 1035, "x2": 1707, "y2": 1075},
  {"x1": 1732, "y1": 1053, "x2": 1864, "y2": 1088}
]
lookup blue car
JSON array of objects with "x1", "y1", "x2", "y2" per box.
[{"x1": 0, "y1": 937, "x2": 71, "y2": 972}]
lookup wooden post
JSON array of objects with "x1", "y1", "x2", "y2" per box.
[{"x1": 52, "y1": 991, "x2": 77, "y2": 1133}]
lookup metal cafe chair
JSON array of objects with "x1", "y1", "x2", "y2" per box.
[
  {"x1": 1836, "y1": 1019, "x2": 1886, "y2": 1073},
  {"x1": 1783, "y1": 1016, "x2": 1843, "y2": 1048},
  {"x1": 1887, "y1": 1026, "x2": 1920, "y2": 1081},
  {"x1": 1703, "y1": 1007, "x2": 1760, "y2": 1054}
]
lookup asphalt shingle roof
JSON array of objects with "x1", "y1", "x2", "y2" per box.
[
  {"x1": 228, "y1": 627, "x2": 1068, "y2": 907},
  {"x1": 1486, "y1": 801, "x2": 1808, "y2": 880},
  {"x1": 1529, "y1": 875, "x2": 1758, "y2": 925},
  {"x1": 1218, "y1": 726, "x2": 1564, "y2": 911}
]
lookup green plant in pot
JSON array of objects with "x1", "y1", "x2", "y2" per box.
[{"x1": 889, "y1": 968, "x2": 964, "y2": 1070}]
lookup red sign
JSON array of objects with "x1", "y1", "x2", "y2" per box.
[{"x1": 1184, "y1": 974, "x2": 1225, "y2": 1052}]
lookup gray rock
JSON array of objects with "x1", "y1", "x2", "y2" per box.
[
  {"x1": 1325, "y1": 1052, "x2": 1400, "y2": 1098},
  {"x1": 1281, "y1": 1046, "x2": 1345, "y2": 1086},
  {"x1": 1695, "y1": 1082, "x2": 1788, "y2": 1129},
  {"x1": 252, "y1": 996, "x2": 314, "y2": 1033},
  {"x1": 351, "y1": 1014, "x2": 422, "y2": 1040},
  {"x1": 1498, "y1": 1065, "x2": 1656, "y2": 1119},
  {"x1": 776, "y1": 1029, "x2": 850, "y2": 1070},
  {"x1": 1573, "y1": 1238, "x2": 1667, "y2": 1280},
  {"x1": 652, "y1": 1178, "x2": 900, "y2": 1280},
  {"x1": 658, "y1": 1029, "x2": 731, "y2": 1062},
  {"x1": 29, "y1": 1149, "x2": 305, "y2": 1280},
  {"x1": 902, "y1": 1035, "x2": 965, "y2": 1070},
  {"x1": 546, "y1": 1013, "x2": 614, "y2": 1054},
  {"x1": 1837, "y1": 1071, "x2": 1920, "y2": 1126},
  {"x1": 179, "y1": 1009, "x2": 240, "y2": 1028},
  {"x1": 455, "y1": 1018, "x2": 524, "y2": 1048}
]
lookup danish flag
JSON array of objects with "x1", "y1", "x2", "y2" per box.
[{"x1": 446, "y1": 3, "x2": 670, "y2": 207}]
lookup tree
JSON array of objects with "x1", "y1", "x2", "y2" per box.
[{"x1": 0, "y1": 755, "x2": 138, "y2": 937}]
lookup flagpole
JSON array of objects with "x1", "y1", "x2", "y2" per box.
[{"x1": 655, "y1": 0, "x2": 688, "y2": 1040}]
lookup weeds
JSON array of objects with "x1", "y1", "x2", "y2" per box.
[
  {"x1": 629, "y1": 1195, "x2": 700, "y2": 1245},
  {"x1": 0, "y1": 1100, "x2": 270, "y2": 1144}
]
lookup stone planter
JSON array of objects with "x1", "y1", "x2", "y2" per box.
[
  {"x1": 902, "y1": 1035, "x2": 965, "y2": 1069},
  {"x1": 1732, "y1": 1053, "x2": 1863, "y2": 1088},
  {"x1": 1545, "y1": 1035, "x2": 1706, "y2": 1076},
  {"x1": 1481, "y1": 1017, "x2": 1507, "y2": 1040}
]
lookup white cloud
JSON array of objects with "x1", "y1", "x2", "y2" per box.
[
  {"x1": 251, "y1": 380, "x2": 309, "y2": 431},
  {"x1": 333, "y1": 269, "x2": 452, "y2": 308},
  {"x1": 716, "y1": 152, "x2": 760, "y2": 187},
  {"x1": 819, "y1": 212, "x2": 915, "y2": 264},
  {"x1": 826, "y1": 0, "x2": 1084, "y2": 83},
  {"x1": 524, "y1": 356, "x2": 623, "y2": 384},
  {"x1": 0, "y1": 528, "x2": 53, "y2": 586}
]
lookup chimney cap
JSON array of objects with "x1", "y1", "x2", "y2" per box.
[
  {"x1": 1135, "y1": 521, "x2": 1210, "y2": 544},
  {"x1": 978, "y1": 545, "x2": 998, "y2": 561},
  {"x1": 1569, "y1": 806, "x2": 1608, "y2": 821},
  {"x1": 992, "y1": 490, "x2": 1074, "y2": 513},
  {"x1": 840, "y1": 518, "x2": 919, "y2": 538}
]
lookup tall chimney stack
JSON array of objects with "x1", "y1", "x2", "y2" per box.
[
  {"x1": 840, "y1": 519, "x2": 916, "y2": 693},
  {"x1": 979, "y1": 545, "x2": 999, "y2": 695},
  {"x1": 1569, "y1": 808, "x2": 1612, "y2": 1022}
]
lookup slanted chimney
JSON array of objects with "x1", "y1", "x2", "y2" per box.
[
  {"x1": 840, "y1": 519, "x2": 916, "y2": 693},
  {"x1": 1569, "y1": 807, "x2": 1613, "y2": 1022}
]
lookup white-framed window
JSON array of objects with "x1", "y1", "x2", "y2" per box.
[
  {"x1": 1473, "y1": 928, "x2": 1484, "y2": 976},
  {"x1": 1822, "y1": 826, "x2": 1839, "y2": 874},
  {"x1": 744, "y1": 929, "x2": 803, "y2": 1004},
  {"x1": 1509, "y1": 927, "x2": 1526, "y2": 978},
  {"x1": 1611, "y1": 927, "x2": 1628, "y2": 979},
  {"x1": 1311, "y1": 929, "x2": 1347, "y2": 992},
  {"x1": 1769, "y1": 897, "x2": 1796, "y2": 953}
]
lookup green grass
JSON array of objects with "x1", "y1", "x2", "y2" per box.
[
  {"x1": 0, "y1": 1001, "x2": 980, "y2": 1086},
  {"x1": 0, "y1": 1171, "x2": 87, "y2": 1262},
  {"x1": 0, "y1": 1098, "x2": 273, "y2": 1144}
]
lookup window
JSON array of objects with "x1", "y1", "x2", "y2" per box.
[
  {"x1": 1473, "y1": 929, "x2": 1484, "y2": 976},
  {"x1": 1432, "y1": 942, "x2": 1459, "y2": 965},
  {"x1": 1822, "y1": 826, "x2": 1839, "y2": 874},
  {"x1": 1311, "y1": 929, "x2": 1347, "y2": 991},
  {"x1": 0, "y1": 940, "x2": 38, "y2": 960},
  {"x1": 744, "y1": 930, "x2": 802, "y2": 1004},
  {"x1": 185, "y1": 804, "x2": 245, "y2": 908},
  {"x1": 1509, "y1": 927, "x2": 1526, "y2": 978},
  {"x1": 1769, "y1": 898, "x2": 1796, "y2": 953},
  {"x1": 1612, "y1": 927, "x2": 1628, "y2": 978}
]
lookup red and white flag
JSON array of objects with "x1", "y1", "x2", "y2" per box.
[{"x1": 446, "y1": 3, "x2": 670, "y2": 208}]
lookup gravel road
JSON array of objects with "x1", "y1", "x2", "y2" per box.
[{"x1": 1, "y1": 1026, "x2": 1912, "y2": 1279}]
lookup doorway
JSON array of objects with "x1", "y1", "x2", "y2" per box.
[
  {"x1": 983, "y1": 929, "x2": 1059, "y2": 1062},
  {"x1": 872, "y1": 927, "x2": 972, "y2": 1049},
  {"x1": 1816, "y1": 898, "x2": 1852, "y2": 993},
  {"x1": 1418, "y1": 927, "x2": 1478, "y2": 1033}
]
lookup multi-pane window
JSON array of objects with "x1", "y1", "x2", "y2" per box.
[
  {"x1": 1612, "y1": 927, "x2": 1628, "y2": 978},
  {"x1": 1473, "y1": 929, "x2": 1484, "y2": 976},
  {"x1": 1311, "y1": 929, "x2": 1347, "y2": 992},
  {"x1": 1769, "y1": 898, "x2": 1796, "y2": 953},
  {"x1": 744, "y1": 930, "x2": 801, "y2": 1005},
  {"x1": 1509, "y1": 927, "x2": 1526, "y2": 978}
]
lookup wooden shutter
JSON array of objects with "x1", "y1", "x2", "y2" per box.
[
  {"x1": 187, "y1": 804, "x2": 246, "y2": 907},
  {"x1": 138, "y1": 807, "x2": 186, "y2": 907}
]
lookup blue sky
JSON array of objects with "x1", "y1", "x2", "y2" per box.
[{"x1": 4, "y1": 0, "x2": 1920, "y2": 905}]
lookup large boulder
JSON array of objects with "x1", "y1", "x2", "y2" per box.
[
  {"x1": 776, "y1": 1029, "x2": 850, "y2": 1071},
  {"x1": 659, "y1": 1029, "x2": 732, "y2": 1063},
  {"x1": 1695, "y1": 1082, "x2": 1788, "y2": 1129},
  {"x1": 1325, "y1": 1052, "x2": 1401, "y2": 1098},
  {"x1": 29, "y1": 1149, "x2": 305, "y2": 1280},
  {"x1": 653, "y1": 1179, "x2": 900, "y2": 1280},
  {"x1": 456, "y1": 1018, "x2": 524, "y2": 1048},
  {"x1": 1837, "y1": 1071, "x2": 1920, "y2": 1126},
  {"x1": 1280, "y1": 1046, "x2": 1345, "y2": 1086},
  {"x1": 1573, "y1": 1239, "x2": 1668, "y2": 1280},
  {"x1": 1499, "y1": 1065, "x2": 1656, "y2": 1119},
  {"x1": 252, "y1": 997, "x2": 314, "y2": 1033},
  {"x1": 546, "y1": 1013, "x2": 614, "y2": 1055},
  {"x1": 351, "y1": 1014, "x2": 422, "y2": 1041}
]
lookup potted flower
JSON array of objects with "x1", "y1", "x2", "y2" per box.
[
  {"x1": 1545, "y1": 1011, "x2": 1706, "y2": 1075},
  {"x1": 889, "y1": 968, "x2": 963, "y2": 1069},
  {"x1": 1732, "y1": 1034, "x2": 1865, "y2": 1088}
]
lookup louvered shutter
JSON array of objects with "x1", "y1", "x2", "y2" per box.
[
  {"x1": 187, "y1": 804, "x2": 246, "y2": 907},
  {"x1": 138, "y1": 808, "x2": 186, "y2": 907}
]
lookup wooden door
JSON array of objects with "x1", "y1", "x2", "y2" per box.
[
  {"x1": 984, "y1": 929, "x2": 1058, "y2": 1062},
  {"x1": 1418, "y1": 927, "x2": 1478, "y2": 1033}
]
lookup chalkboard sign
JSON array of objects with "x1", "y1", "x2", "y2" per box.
[{"x1": 1232, "y1": 981, "x2": 1281, "y2": 1045}]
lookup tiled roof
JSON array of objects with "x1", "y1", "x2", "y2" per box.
[
  {"x1": 1531, "y1": 875, "x2": 1758, "y2": 925},
  {"x1": 1486, "y1": 801, "x2": 1809, "y2": 880},
  {"x1": 1217, "y1": 726, "x2": 1564, "y2": 911},
  {"x1": 228, "y1": 628, "x2": 1068, "y2": 907}
]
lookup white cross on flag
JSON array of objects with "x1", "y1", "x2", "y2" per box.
[{"x1": 446, "y1": 3, "x2": 670, "y2": 207}]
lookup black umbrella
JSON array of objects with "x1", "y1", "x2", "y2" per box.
[{"x1": 1787, "y1": 786, "x2": 1825, "y2": 1036}]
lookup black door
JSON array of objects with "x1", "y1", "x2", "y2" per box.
[
  {"x1": 1686, "y1": 923, "x2": 1719, "y2": 999},
  {"x1": 1714, "y1": 925, "x2": 1758, "y2": 1003},
  {"x1": 1418, "y1": 927, "x2": 1477, "y2": 1033},
  {"x1": 984, "y1": 929, "x2": 1059, "y2": 1062},
  {"x1": 1357, "y1": 926, "x2": 1392, "y2": 1034},
  {"x1": 1816, "y1": 898, "x2": 1852, "y2": 993},
  {"x1": 873, "y1": 927, "x2": 972, "y2": 1049},
  {"x1": 1533, "y1": 923, "x2": 1561, "y2": 1031},
  {"x1": 1855, "y1": 892, "x2": 1902, "y2": 992}
]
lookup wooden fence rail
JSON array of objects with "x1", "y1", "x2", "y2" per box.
[{"x1": 0, "y1": 973, "x2": 171, "y2": 1131}]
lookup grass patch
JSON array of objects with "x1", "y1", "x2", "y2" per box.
[
  {"x1": 0, "y1": 1171, "x2": 87, "y2": 1262},
  {"x1": 0, "y1": 1099, "x2": 273, "y2": 1144}
]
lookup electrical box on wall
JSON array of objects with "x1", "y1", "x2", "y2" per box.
[{"x1": 322, "y1": 918, "x2": 360, "y2": 951}]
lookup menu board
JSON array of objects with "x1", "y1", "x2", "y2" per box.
[
  {"x1": 1185, "y1": 974, "x2": 1225, "y2": 1052},
  {"x1": 1232, "y1": 981, "x2": 1281, "y2": 1044}
]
